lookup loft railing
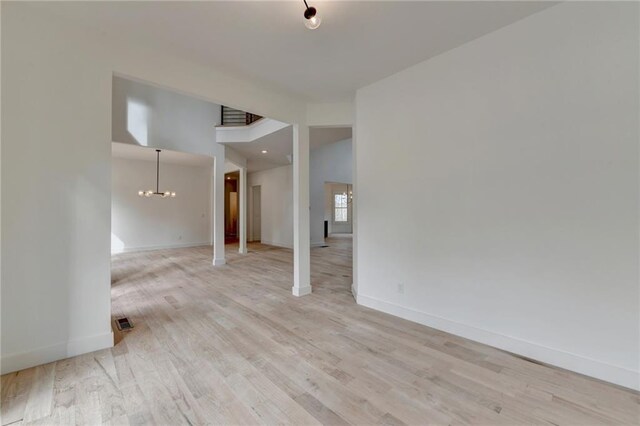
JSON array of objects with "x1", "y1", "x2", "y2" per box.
[{"x1": 221, "y1": 105, "x2": 262, "y2": 126}]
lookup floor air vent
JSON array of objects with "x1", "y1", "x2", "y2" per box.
[{"x1": 116, "y1": 317, "x2": 134, "y2": 331}]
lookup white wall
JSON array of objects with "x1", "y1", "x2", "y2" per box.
[
  {"x1": 112, "y1": 76, "x2": 222, "y2": 158},
  {"x1": 112, "y1": 158, "x2": 212, "y2": 253},
  {"x1": 249, "y1": 139, "x2": 353, "y2": 247},
  {"x1": 1, "y1": 3, "x2": 306, "y2": 374},
  {"x1": 247, "y1": 165, "x2": 293, "y2": 248},
  {"x1": 307, "y1": 102, "x2": 354, "y2": 127},
  {"x1": 112, "y1": 76, "x2": 228, "y2": 263},
  {"x1": 310, "y1": 139, "x2": 353, "y2": 245},
  {"x1": 248, "y1": 136, "x2": 353, "y2": 248},
  {"x1": 355, "y1": 2, "x2": 639, "y2": 390}
]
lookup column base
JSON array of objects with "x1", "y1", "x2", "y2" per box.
[
  {"x1": 213, "y1": 258, "x2": 226, "y2": 266},
  {"x1": 292, "y1": 285, "x2": 312, "y2": 297}
]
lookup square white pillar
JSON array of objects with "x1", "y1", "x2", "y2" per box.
[
  {"x1": 238, "y1": 166, "x2": 247, "y2": 254},
  {"x1": 292, "y1": 124, "x2": 312, "y2": 296},
  {"x1": 213, "y1": 154, "x2": 225, "y2": 266}
]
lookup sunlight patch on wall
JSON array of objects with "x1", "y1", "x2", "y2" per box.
[
  {"x1": 111, "y1": 232, "x2": 125, "y2": 254},
  {"x1": 126, "y1": 97, "x2": 149, "y2": 146}
]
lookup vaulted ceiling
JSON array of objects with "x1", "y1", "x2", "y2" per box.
[{"x1": 26, "y1": 1, "x2": 553, "y2": 101}]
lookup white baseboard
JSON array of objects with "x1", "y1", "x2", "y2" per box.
[
  {"x1": 292, "y1": 285, "x2": 312, "y2": 297},
  {"x1": 1, "y1": 331, "x2": 114, "y2": 375},
  {"x1": 251, "y1": 241, "x2": 328, "y2": 249},
  {"x1": 351, "y1": 283, "x2": 358, "y2": 301},
  {"x1": 213, "y1": 257, "x2": 226, "y2": 266},
  {"x1": 357, "y1": 294, "x2": 639, "y2": 391},
  {"x1": 261, "y1": 240, "x2": 293, "y2": 249},
  {"x1": 112, "y1": 242, "x2": 211, "y2": 254}
]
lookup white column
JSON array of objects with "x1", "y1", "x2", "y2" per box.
[
  {"x1": 351, "y1": 123, "x2": 358, "y2": 301},
  {"x1": 238, "y1": 166, "x2": 247, "y2": 254},
  {"x1": 213, "y1": 154, "x2": 226, "y2": 266},
  {"x1": 292, "y1": 124, "x2": 312, "y2": 296}
]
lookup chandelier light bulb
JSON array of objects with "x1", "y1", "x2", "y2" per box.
[
  {"x1": 138, "y1": 191, "x2": 144, "y2": 197},
  {"x1": 305, "y1": 15, "x2": 321, "y2": 30},
  {"x1": 303, "y1": 4, "x2": 321, "y2": 30}
]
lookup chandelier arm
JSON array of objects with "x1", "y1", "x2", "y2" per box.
[
  {"x1": 302, "y1": 0, "x2": 309, "y2": 9},
  {"x1": 156, "y1": 150, "x2": 160, "y2": 194}
]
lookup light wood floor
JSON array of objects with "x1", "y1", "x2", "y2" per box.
[{"x1": 2, "y1": 236, "x2": 639, "y2": 425}]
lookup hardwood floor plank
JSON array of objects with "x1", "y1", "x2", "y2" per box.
[
  {"x1": 2, "y1": 236, "x2": 638, "y2": 425},
  {"x1": 21, "y1": 364, "x2": 55, "y2": 423},
  {"x1": 0, "y1": 368, "x2": 35, "y2": 426}
]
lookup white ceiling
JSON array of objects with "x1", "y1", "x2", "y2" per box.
[
  {"x1": 224, "y1": 125, "x2": 352, "y2": 173},
  {"x1": 28, "y1": 1, "x2": 554, "y2": 101},
  {"x1": 225, "y1": 126, "x2": 294, "y2": 173},
  {"x1": 112, "y1": 142, "x2": 213, "y2": 167}
]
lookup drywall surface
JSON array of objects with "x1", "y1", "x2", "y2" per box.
[
  {"x1": 1, "y1": 3, "x2": 114, "y2": 373},
  {"x1": 112, "y1": 76, "x2": 221, "y2": 157},
  {"x1": 307, "y1": 101, "x2": 354, "y2": 127},
  {"x1": 1, "y1": 3, "x2": 305, "y2": 374},
  {"x1": 355, "y1": 2, "x2": 639, "y2": 389},
  {"x1": 112, "y1": 75, "x2": 228, "y2": 264},
  {"x1": 310, "y1": 139, "x2": 353, "y2": 245},
  {"x1": 247, "y1": 165, "x2": 293, "y2": 248},
  {"x1": 112, "y1": 158, "x2": 212, "y2": 253}
]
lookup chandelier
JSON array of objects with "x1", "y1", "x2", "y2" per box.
[
  {"x1": 346, "y1": 183, "x2": 353, "y2": 204},
  {"x1": 138, "y1": 149, "x2": 176, "y2": 198}
]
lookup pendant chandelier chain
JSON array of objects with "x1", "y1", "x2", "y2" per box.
[
  {"x1": 138, "y1": 149, "x2": 176, "y2": 198},
  {"x1": 156, "y1": 150, "x2": 160, "y2": 194}
]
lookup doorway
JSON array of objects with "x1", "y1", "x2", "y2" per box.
[
  {"x1": 325, "y1": 181, "x2": 353, "y2": 236},
  {"x1": 224, "y1": 171, "x2": 239, "y2": 244}
]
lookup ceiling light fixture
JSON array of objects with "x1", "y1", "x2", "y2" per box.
[
  {"x1": 302, "y1": 0, "x2": 321, "y2": 30},
  {"x1": 345, "y1": 183, "x2": 353, "y2": 204},
  {"x1": 138, "y1": 149, "x2": 176, "y2": 198},
  {"x1": 261, "y1": 150, "x2": 268, "y2": 154}
]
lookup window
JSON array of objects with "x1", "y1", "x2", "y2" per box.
[{"x1": 334, "y1": 192, "x2": 349, "y2": 223}]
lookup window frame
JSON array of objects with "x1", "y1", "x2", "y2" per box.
[{"x1": 332, "y1": 190, "x2": 350, "y2": 224}]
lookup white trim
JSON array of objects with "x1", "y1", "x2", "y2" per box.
[
  {"x1": 261, "y1": 240, "x2": 293, "y2": 249},
  {"x1": 1, "y1": 331, "x2": 114, "y2": 375},
  {"x1": 238, "y1": 167, "x2": 247, "y2": 255},
  {"x1": 258, "y1": 240, "x2": 324, "y2": 249},
  {"x1": 351, "y1": 283, "x2": 358, "y2": 302},
  {"x1": 215, "y1": 118, "x2": 289, "y2": 143},
  {"x1": 213, "y1": 257, "x2": 226, "y2": 266},
  {"x1": 292, "y1": 285, "x2": 312, "y2": 297},
  {"x1": 111, "y1": 242, "x2": 211, "y2": 254},
  {"x1": 357, "y1": 293, "x2": 640, "y2": 391}
]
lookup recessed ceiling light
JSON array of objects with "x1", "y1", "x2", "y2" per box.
[
  {"x1": 261, "y1": 150, "x2": 268, "y2": 154},
  {"x1": 226, "y1": 176, "x2": 231, "y2": 180}
]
